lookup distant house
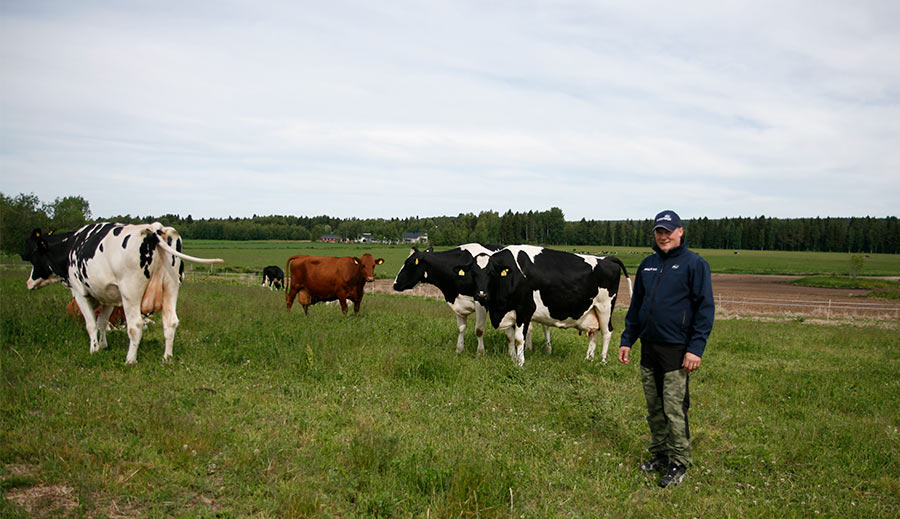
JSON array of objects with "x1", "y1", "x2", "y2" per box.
[
  {"x1": 319, "y1": 234, "x2": 341, "y2": 243},
  {"x1": 357, "y1": 233, "x2": 374, "y2": 243},
  {"x1": 403, "y1": 232, "x2": 428, "y2": 243}
]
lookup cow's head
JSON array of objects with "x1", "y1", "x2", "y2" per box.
[
  {"x1": 392, "y1": 247, "x2": 433, "y2": 291},
  {"x1": 477, "y1": 250, "x2": 525, "y2": 325},
  {"x1": 456, "y1": 252, "x2": 492, "y2": 302},
  {"x1": 355, "y1": 253, "x2": 385, "y2": 282},
  {"x1": 21, "y1": 229, "x2": 65, "y2": 290}
]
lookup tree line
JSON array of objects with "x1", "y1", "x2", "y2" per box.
[{"x1": 2, "y1": 192, "x2": 897, "y2": 254}]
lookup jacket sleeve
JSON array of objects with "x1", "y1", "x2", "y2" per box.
[
  {"x1": 687, "y1": 257, "x2": 715, "y2": 357},
  {"x1": 620, "y1": 264, "x2": 645, "y2": 347}
]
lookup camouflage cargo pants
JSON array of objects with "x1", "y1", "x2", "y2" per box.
[{"x1": 641, "y1": 366, "x2": 691, "y2": 467}]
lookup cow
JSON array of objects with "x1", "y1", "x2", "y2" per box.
[
  {"x1": 21, "y1": 222, "x2": 223, "y2": 364},
  {"x1": 392, "y1": 244, "x2": 551, "y2": 356},
  {"x1": 66, "y1": 298, "x2": 127, "y2": 329},
  {"x1": 261, "y1": 265, "x2": 284, "y2": 290},
  {"x1": 285, "y1": 253, "x2": 384, "y2": 314},
  {"x1": 469, "y1": 245, "x2": 631, "y2": 367}
]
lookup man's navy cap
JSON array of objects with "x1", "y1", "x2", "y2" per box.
[{"x1": 653, "y1": 210, "x2": 682, "y2": 231}]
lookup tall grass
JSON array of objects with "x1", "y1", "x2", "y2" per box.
[{"x1": 1, "y1": 270, "x2": 898, "y2": 518}]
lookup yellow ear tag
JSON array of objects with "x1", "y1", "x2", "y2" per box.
[
  {"x1": 36, "y1": 232, "x2": 41, "y2": 237},
  {"x1": 500, "y1": 269, "x2": 509, "y2": 277},
  {"x1": 354, "y1": 258, "x2": 359, "y2": 264},
  {"x1": 458, "y1": 269, "x2": 465, "y2": 276},
  {"x1": 414, "y1": 258, "x2": 419, "y2": 265}
]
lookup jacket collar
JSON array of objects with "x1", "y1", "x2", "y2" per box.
[{"x1": 652, "y1": 240, "x2": 687, "y2": 259}]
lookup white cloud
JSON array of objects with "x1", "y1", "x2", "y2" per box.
[{"x1": 1, "y1": 0, "x2": 898, "y2": 221}]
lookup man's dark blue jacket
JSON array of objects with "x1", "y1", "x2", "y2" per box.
[{"x1": 620, "y1": 242, "x2": 715, "y2": 357}]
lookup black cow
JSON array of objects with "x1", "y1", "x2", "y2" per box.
[
  {"x1": 262, "y1": 265, "x2": 284, "y2": 290},
  {"x1": 469, "y1": 245, "x2": 630, "y2": 366}
]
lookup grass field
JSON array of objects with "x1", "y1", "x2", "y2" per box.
[
  {"x1": 4, "y1": 241, "x2": 899, "y2": 279},
  {"x1": 2, "y1": 243, "x2": 899, "y2": 518}
]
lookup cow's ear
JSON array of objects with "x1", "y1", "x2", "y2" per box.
[
  {"x1": 353, "y1": 257, "x2": 360, "y2": 265},
  {"x1": 425, "y1": 247, "x2": 434, "y2": 253},
  {"x1": 376, "y1": 258, "x2": 384, "y2": 265}
]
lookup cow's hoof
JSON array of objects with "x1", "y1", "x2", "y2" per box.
[
  {"x1": 162, "y1": 356, "x2": 173, "y2": 364},
  {"x1": 125, "y1": 359, "x2": 137, "y2": 365}
]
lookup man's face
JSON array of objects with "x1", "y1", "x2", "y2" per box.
[{"x1": 655, "y1": 227, "x2": 683, "y2": 252}]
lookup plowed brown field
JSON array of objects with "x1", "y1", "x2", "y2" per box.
[{"x1": 372, "y1": 274, "x2": 900, "y2": 323}]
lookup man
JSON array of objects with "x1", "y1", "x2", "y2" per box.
[{"x1": 618, "y1": 210, "x2": 715, "y2": 488}]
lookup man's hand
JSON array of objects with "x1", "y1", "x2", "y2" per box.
[
  {"x1": 618, "y1": 346, "x2": 631, "y2": 365},
  {"x1": 683, "y1": 352, "x2": 702, "y2": 372}
]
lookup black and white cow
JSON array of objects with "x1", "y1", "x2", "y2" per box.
[
  {"x1": 470, "y1": 245, "x2": 631, "y2": 367},
  {"x1": 262, "y1": 265, "x2": 284, "y2": 290},
  {"x1": 21, "y1": 222, "x2": 223, "y2": 364},
  {"x1": 393, "y1": 244, "x2": 551, "y2": 356}
]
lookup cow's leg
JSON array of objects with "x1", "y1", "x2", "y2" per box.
[
  {"x1": 543, "y1": 325, "x2": 552, "y2": 354},
  {"x1": 585, "y1": 329, "x2": 599, "y2": 362},
  {"x1": 286, "y1": 286, "x2": 298, "y2": 311},
  {"x1": 74, "y1": 295, "x2": 101, "y2": 354},
  {"x1": 96, "y1": 305, "x2": 115, "y2": 349},
  {"x1": 160, "y1": 279, "x2": 180, "y2": 363},
  {"x1": 597, "y1": 325, "x2": 612, "y2": 364},
  {"x1": 504, "y1": 328, "x2": 516, "y2": 359},
  {"x1": 524, "y1": 325, "x2": 533, "y2": 351},
  {"x1": 121, "y1": 299, "x2": 145, "y2": 364},
  {"x1": 352, "y1": 297, "x2": 361, "y2": 315},
  {"x1": 514, "y1": 324, "x2": 527, "y2": 367},
  {"x1": 474, "y1": 305, "x2": 487, "y2": 357},
  {"x1": 455, "y1": 312, "x2": 468, "y2": 354},
  {"x1": 338, "y1": 298, "x2": 350, "y2": 315},
  {"x1": 592, "y1": 306, "x2": 613, "y2": 364}
]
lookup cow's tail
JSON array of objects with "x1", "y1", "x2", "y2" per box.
[
  {"x1": 285, "y1": 255, "x2": 298, "y2": 290},
  {"x1": 607, "y1": 256, "x2": 633, "y2": 296},
  {"x1": 155, "y1": 236, "x2": 224, "y2": 264}
]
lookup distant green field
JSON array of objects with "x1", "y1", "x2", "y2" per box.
[
  {"x1": 5, "y1": 241, "x2": 898, "y2": 279},
  {"x1": 173, "y1": 241, "x2": 900, "y2": 279}
]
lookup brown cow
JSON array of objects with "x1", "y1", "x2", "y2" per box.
[
  {"x1": 66, "y1": 298, "x2": 127, "y2": 328},
  {"x1": 285, "y1": 253, "x2": 384, "y2": 314}
]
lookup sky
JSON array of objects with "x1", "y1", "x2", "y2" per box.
[{"x1": 2, "y1": 1, "x2": 899, "y2": 222}]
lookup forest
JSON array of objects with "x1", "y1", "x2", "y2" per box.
[{"x1": 2, "y1": 192, "x2": 898, "y2": 254}]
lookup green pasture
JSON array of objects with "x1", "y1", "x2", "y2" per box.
[
  {"x1": 2, "y1": 263, "x2": 899, "y2": 517},
  {"x1": 172, "y1": 241, "x2": 900, "y2": 279}
]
